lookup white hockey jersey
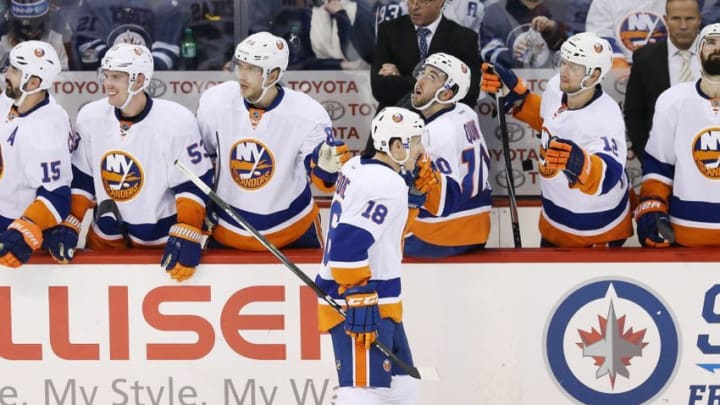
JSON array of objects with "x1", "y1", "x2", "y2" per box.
[
  {"x1": 643, "y1": 81, "x2": 720, "y2": 246},
  {"x1": 197, "y1": 82, "x2": 331, "y2": 250},
  {"x1": 585, "y1": 0, "x2": 666, "y2": 62},
  {"x1": 0, "y1": 95, "x2": 72, "y2": 230},
  {"x1": 72, "y1": 97, "x2": 212, "y2": 246},
  {"x1": 537, "y1": 74, "x2": 632, "y2": 246},
  {"x1": 316, "y1": 156, "x2": 407, "y2": 331},
  {"x1": 408, "y1": 103, "x2": 491, "y2": 248}
]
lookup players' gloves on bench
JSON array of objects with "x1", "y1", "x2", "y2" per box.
[
  {"x1": 161, "y1": 223, "x2": 202, "y2": 282},
  {"x1": 635, "y1": 197, "x2": 672, "y2": 248},
  {"x1": 343, "y1": 283, "x2": 380, "y2": 349},
  {"x1": 46, "y1": 214, "x2": 81, "y2": 264},
  {"x1": 311, "y1": 137, "x2": 351, "y2": 183},
  {"x1": 544, "y1": 137, "x2": 591, "y2": 186},
  {"x1": 481, "y1": 62, "x2": 529, "y2": 113},
  {"x1": 0, "y1": 217, "x2": 43, "y2": 268}
]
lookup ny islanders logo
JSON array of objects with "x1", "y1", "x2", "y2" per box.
[
  {"x1": 545, "y1": 279, "x2": 679, "y2": 404},
  {"x1": 100, "y1": 151, "x2": 143, "y2": 201},
  {"x1": 618, "y1": 11, "x2": 667, "y2": 54},
  {"x1": 229, "y1": 139, "x2": 274, "y2": 190},
  {"x1": 692, "y1": 128, "x2": 720, "y2": 179}
]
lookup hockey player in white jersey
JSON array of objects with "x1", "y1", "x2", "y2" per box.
[
  {"x1": 0, "y1": 40, "x2": 71, "y2": 268},
  {"x1": 45, "y1": 43, "x2": 213, "y2": 282},
  {"x1": 405, "y1": 52, "x2": 491, "y2": 257},
  {"x1": 196, "y1": 31, "x2": 350, "y2": 251},
  {"x1": 482, "y1": 32, "x2": 634, "y2": 247},
  {"x1": 636, "y1": 22, "x2": 720, "y2": 247},
  {"x1": 316, "y1": 106, "x2": 435, "y2": 405}
]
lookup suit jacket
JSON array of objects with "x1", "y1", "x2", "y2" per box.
[
  {"x1": 371, "y1": 15, "x2": 481, "y2": 112},
  {"x1": 623, "y1": 39, "x2": 670, "y2": 160}
]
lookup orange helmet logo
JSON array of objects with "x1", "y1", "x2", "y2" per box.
[
  {"x1": 392, "y1": 113, "x2": 403, "y2": 123},
  {"x1": 33, "y1": 48, "x2": 44, "y2": 57},
  {"x1": 276, "y1": 40, "x2": 284, "y2": 50}
]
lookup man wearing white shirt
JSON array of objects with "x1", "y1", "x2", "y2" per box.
[{"x1": 625, "y1": 0, "x2": 701, "y2": 159}]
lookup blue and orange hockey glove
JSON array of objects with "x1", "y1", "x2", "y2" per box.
[
  {"x1": 0, "y1": 217, "x2": 43, "y2": 268},
  {"x1": 161, "y1": 223, "x2": 203, "y2": 282},
  {"x1": 343, "y1": 283, "x2": 380, "y2": 349},
  {"x1": 544, "y1": 137, "x2": 592, "y2": 186},
  {"x1": 635, "y1": 197, "x2": 673, "y2": 248},
  {"x1": 46, "y1": 215, "x2": 81, "y2": 264},
  {"x1": 481, "y1": 62, "x2": 529, "y2": 113}
]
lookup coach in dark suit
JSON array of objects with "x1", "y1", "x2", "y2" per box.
[
  {"x1": 371, "y1": 0, "x2": 480, "y2": 112},
  {"x1": 624, "y1": 0, "x2": 701, "y2": 160}
]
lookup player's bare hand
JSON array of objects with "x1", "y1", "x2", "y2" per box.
[
  {"x1": 378, "y1": 63, "x2": 400, "y2": 76},
  {"x1": 531, "y1": 16, "x2": 556, "y2": 33},
  {"x1": 513, "y1": 36, "x2": 529, "y2": 59}
]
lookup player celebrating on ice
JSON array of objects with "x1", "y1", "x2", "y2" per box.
[
  {"x1": 196, "y1": 32, "x2": 350, "y2": 250},
  {"x1": 482, "y1": 32, "x2": 633, "y2": 247},
  {"x1": 317, "y1": 106, "x2": 437, "y2": 404},
  {"x1": 45, "y1": 43, "x2": 213, "y2": 282},
  {"x1": 0, "y1": 40, "x2": 72, "y2": 268}
]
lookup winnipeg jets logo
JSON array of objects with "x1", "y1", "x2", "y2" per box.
[
  {"x1": 692, "y1": 128, "x2": 720, "y2": 179},
  {"x1": 577, "y1": 300, "x2": 648, "y2": 388},
  {"x1": 545, "y1": 279, "x2": 678, "y2": 404},
  {"x1": 100, "y1": 151, "x2": 143, "y2": 201},
  {"x1": 229, "y1": 139, "x2": 274, "y2": 190}
]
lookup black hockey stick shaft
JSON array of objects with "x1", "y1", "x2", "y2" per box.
[
  {"x1": 95, "y1": 199, "x2": 132, "y2": 248},
  {"x1": 495, "y1": 95, "x2": 522, "y2": 248},
  {"x1": 174, "y1": 160, "x2": 422, "y2": 379}
]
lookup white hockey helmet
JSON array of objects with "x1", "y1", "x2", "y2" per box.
[
  {"x1": 560, "y1": 32, "x2": 612, "y2": 83},
  {"x1": 698, "y1": 23, "x2": 720, "y2": 55},
  {"x1": 7, "y1": 40, "x2": 60, "y2": 105},
  {"x1": 413, "y1": 52, "x2": 470, "y2": 110},
  {"x1": 101, "y1": 43, "x2": 153, "y2": 109},
  {"x1": 234, "y1": 32, "x2": 289, "y2": 84},
  {"x1": 371, "y1": 107, "x2": 425, "y2": 165},
  {"x1": 9, "y1": 40, "x2": 60, "y2": 90}
]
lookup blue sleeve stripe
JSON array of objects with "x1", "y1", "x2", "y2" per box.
[
  {"x1": 670, "y1": 196, "x2": 720, "y2": 223},
  {"x1": 71, "y1": 165, "x2": 95, "y2": 196},
  {"x1": 328, "y1": 223, "x2": 375, "y2": 263},
  {"x1": 36, "y1": 186, "x2": 70, "y2": 222},
  {"x1": 542, "y1": 192, "x2": 629, "y2": 231},
  {"x1": 172, "y1": 169, "x2": 213, "y2": 204},
  {"x1": 96, "y1": 215, "x2": 176, "y2": 243},
  {"x1": 598, "y1": 153, "x2": 623, "y2": 195},
  {"x1": 642, "y1": 153, "x2": 675, "y2": 180}
]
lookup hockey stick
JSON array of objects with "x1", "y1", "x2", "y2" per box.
[
  {"x1": 173, "y1": 160, "x2": 432, "y2": 380},
  {"x1": 495, "y1": 95, "x2": 522, "y2": 248},
  {"x1": 95, "y1": 199, "x2": 132, "y2": 248}
]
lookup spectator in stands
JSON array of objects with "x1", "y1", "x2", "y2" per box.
[
  {"x1": 0, "y1": 0, "x2": 68, "y2": 70},
  {"x1": 71, "y1": 0, "x2": 183, "y2": 70},
  {"x1": 481, "y1": 0, "x2": 558, "y2": 69},
  {"x1": 371, "y1": 0, "x2": 480, "y2": 112},
  {"x1": 635, "y1": 22, "x2": 720, "y2": 248},
  {"x1": 625, "y1": 0, "x2": 701, "y2": 160},
  {"x1": 585, "y1": 0, "x2": 667, "y2": 68}
]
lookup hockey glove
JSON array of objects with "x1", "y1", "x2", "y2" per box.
[
  {"x1": 343, "y1": 283, "x2": 380, "y2": 349},
  {"x1": 0, "y1": 218, "x2": 43, "y2": 268},
  {"x1": 46, "y1": 215, "x2": 81, "y2": 264},
  {"x1": 544, "y1": 138, "x2": 591, "y2": 186},
  {"x1": 635, "y1": 197, "x2": 673, "y2": 248},
  {"x1": 481, "y1": 62, "x2": 529, "y2": 113},
  {"x1": 161, "y1": 223, "x2": 202, "y2": 282},
  {"x1": 311, "y1": 136, "x2": 351, "y2": 184}
]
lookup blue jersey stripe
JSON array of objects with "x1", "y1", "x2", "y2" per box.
[
  {"x1": 670, "y1": 196, "x2": 720, "y2": 223},
  {"x1": 213, "y1": 184, "x2": 314, "y2": 231},
  {"x1": 542, "y1": 191, "x2": 629, "y2": 231}
]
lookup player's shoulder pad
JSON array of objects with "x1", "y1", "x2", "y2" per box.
[
  {"x1": 76, "y1": 98, "x2": 113, "y2": 127},
  {"x1": 198, "y1": 80, "x2": 239, "y2": 108},
  {"x1": 655, "y1": 81, "x2": 693, "y2": 113}
]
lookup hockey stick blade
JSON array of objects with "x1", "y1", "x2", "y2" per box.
[
  {"x1": 173, "y1": 160, "x2": 424, "y2": 380},
  {"x1": 657, "y1": 217, "x2": 675, "y2": 244},
  {"x1": 95, "y1": 199, "x2": 132, "y2": 248}
]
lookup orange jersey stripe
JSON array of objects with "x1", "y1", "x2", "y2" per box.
[
  {"x1": 410, "y1": 211, "x2": 490, "y2": 246},
  {"x1": 640, "y1": 179, "x2": 672, "y2": 201},
  {"x1": 22, "y1": 200, "x2": 60, "y2": 230},
  {"x1": 355, "y1": 342, "x2": 368, "y2": 387},
  {"x1": 539, "y1": 211, "x2": 633, "y2": 247},
  {"x1": 513, "y1": 92, "x2": 543, "y2": 132},
  {"x1": 213, "y1": 204, "x2": 321, "y2": 250},
  {"x1": 70, "y1": 194, "x2": 94, "y2": 222},
  {"x1": 176, "y1": 197, "x2": 205, "y2": 229},
  {"x1": 673, "y1": 224, "x2": 720, "y2": 247}
]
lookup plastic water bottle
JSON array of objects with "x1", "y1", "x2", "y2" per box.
[
  {"x1": 287, "y1": 23, "x2": 303, "y2": 66},
  {"x1": 181, "y1": 28, "x2": 198, "y2": 70}
]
